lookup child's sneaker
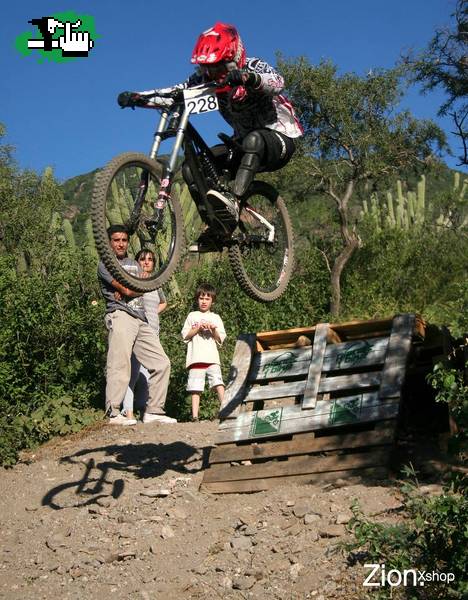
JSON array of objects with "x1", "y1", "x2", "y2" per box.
[{"x1": 108, "y1": 414, "x2": 137, "y2": 426}]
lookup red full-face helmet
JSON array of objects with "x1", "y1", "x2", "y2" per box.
[{"x1": 191, "y1": 22, "x2": 246, "y2": 69}]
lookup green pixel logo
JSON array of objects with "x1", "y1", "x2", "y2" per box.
[{"x1": 15, "y1": 12, "x2": 98, "y2": 63}]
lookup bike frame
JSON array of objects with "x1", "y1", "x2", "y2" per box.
[
  {"x1": 138, "y1": 86, "x2": 276, "y2": 246},
  {"x1": 147, "y1": 97, "x2": 227, "y2": 229}
]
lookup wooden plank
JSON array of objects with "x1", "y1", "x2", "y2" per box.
[
  {"x1": 325, "y1": 338, "x2": 388, "y2": 372},
  {"x1": 254, "y1": 313, "x2": 421, "y2": 352},
  {"x1": 302, "y1": 323, "x2": 329, "y2": 409},
  {"x1": 220, "y1": 392, "x2": 382, "y2": 429},
  {"x1": 219, "y1": 334, "x2": 256, "y2": 419},
  {"x1": 201, "y1": 467, "x2": 389, "y2": 493},
  {"x1": 209, "y1": 425, "x2": 396, "y2": 464},
  {"x1": 379, "y1": 314, "x2": 415, "y2": 399},
  {"x1": 319, "y1": 372, "x2": 381, "y2": 393},
  {"x1": 256, "y1": 318, "x2": 394, "y2": 346},
  {"x1": 203, "y1": 448, "x2": 391, "y2": 483},
  {"x1": 250, "y1": 337, "x2": 389, "y2": 382},
  {"x1": 250, "y1": 346, "x2": 311, "y2": 381},
  {"x1": 216, "y1": 397, "x2": 400, "y2": 443},
  {"x1": 245, "y1": 372, "x2": 382, "y2": 403},
  {"x1": 245, "y1": 380, "x2": 305, "y2": 401}
]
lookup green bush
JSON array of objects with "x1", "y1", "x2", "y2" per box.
[
  {"x1": 341, "y1": 223, "x2": 468, "y2": 330},
  {"x1": 345, "y1": 356, "x2": 468, "y2": 599},
  {"x1": 0, "y1": 249, "x2": 105, "y2": 465},
  {"x1": 427, "y1": 356, "x2": 468, "y2": 459},
  {"x1": 345, "y1": 474, "x2": 468, "y2": 599}
]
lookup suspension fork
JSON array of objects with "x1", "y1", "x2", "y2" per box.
[{"x1": 152, "y1": 105, "x2": 191, "y2": 218}]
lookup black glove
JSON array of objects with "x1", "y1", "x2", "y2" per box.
[
  {"x1": 168, "y1": 88, "x2": 185, "y2": 102},
  {"x1": 224, "y1": 70, "x2": 260, "y2": 88},
  {"x1": 117, "y1": 91, "x2": 142, "y2": 109}
]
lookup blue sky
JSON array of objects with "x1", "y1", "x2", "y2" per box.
[{"x1": 1, "y1": 0, "x2": 463, "y2": 182}]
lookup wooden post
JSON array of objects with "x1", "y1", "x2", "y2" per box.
[
  {"x1": 219, "y1": 334, "x2": 256, "y2": 420},
  {"x1": 302, "y1": 323, "x2": 329, "y2": 409},
  {"x1": 378, "y1": 314, "x2": 415, "y2": 399}
]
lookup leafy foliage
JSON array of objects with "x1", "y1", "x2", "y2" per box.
[
  {"x1": 404, "y1": 0, "x2": 468, "y2": 165},
  {"x1": 0, "y1": 129, "x2": 104, "y2": 465},
  {"x1": 345, "y1": 475, "x2": 468, "y2": 599},
  {"x1": 427, "y1": 356, "x2": 468, "y2": 459},
  {"x1": 345, "y1": 337, "x2": 468, "y2": 599},
  {"x1": 341, "y1": 221, "x2": 468, "y2": 328},
  {"x1": 275, "y1": 56, "x2": 447, "y2": 315}
]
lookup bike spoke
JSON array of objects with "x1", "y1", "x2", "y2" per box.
[{"x1": 103, "y1": 161, "x2": 177, "y2": 283}]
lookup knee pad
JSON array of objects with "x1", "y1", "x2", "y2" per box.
[
  {"x1": 233, "y1": 132, "x2": 265, "y2": 196},
  {"x1": 242, "y1": 131, "x2": 265, "y2": 158}
]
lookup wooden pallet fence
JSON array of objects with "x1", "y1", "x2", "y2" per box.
[
  {"x1": 202, "y1": 424, "x2": 395, "y2": 494},
  {"x1": 201, "y1": 314, "x2": 422, "y2": 493}
]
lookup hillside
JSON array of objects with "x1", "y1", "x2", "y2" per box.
[
  {"x1": 60, "y1": 159, "x2": 464, "y2": 248},
  {"x1": 1, "y1": 419, "x2": 411, "y2": 600}
]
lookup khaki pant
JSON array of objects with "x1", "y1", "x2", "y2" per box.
[{"x1": 104, "y1": 310, "x2": 170, "y2": 416}]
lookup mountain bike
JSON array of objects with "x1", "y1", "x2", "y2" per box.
[{"x1": 91, "y1": 84, "x2": 294, "y2": 302}]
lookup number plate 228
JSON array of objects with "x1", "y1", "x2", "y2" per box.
[{"x1": 183, "y1": 89, "x2": 219, "y2": 115}]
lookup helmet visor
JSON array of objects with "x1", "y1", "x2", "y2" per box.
[{"x1": 201, "y1": 62, "x2": 229, "y2": 82}]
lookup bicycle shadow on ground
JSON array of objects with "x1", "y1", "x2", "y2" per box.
[{"x1": 42, "y1": 441, "x2": 210, "y2": 511}]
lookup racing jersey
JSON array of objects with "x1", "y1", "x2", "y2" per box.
[{"x1": 139, "y1": 57, "x2": 303, "y2": 140}]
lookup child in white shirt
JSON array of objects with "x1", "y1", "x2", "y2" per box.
[{"x1": 181, "y1": 283, "x2": 226, "y2": 421}]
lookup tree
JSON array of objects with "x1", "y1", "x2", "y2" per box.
[
  {"x1": 277, "y1": 57, "x2": 446, "y2": 316},
  {"x1": 404, "y1": 0, "x2": 468, "y2": 165}
]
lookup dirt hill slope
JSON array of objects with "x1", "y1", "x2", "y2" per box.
[{"x1": 0, "y1": 421, "x2": 404, "y2": 599}]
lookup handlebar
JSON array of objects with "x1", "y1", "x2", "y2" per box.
[{"x1": 118, "y1": 81, "x2": 232, "y2": 111}]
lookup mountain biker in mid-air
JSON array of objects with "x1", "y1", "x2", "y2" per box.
[{"x1": 118, "y1": 21, "x2": 303, "y2": 252}]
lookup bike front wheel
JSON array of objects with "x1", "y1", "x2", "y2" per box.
[
  {"x1": 91, "y1": 152, "x2": 184, "y2": 293},
  {"x1": 228, "y1": 181, "x2": 294, "y2": 302}
]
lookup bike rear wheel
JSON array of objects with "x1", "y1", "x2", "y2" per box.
[
  {"x1": 228, "y1": 181, "x2": 294, "y2": 302},
  {"x1": 91, "y1": 152, "x2": 184, "y2": 293}
]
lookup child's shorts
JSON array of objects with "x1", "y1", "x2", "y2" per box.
[{"x1": 186, "y1": 363, "x2": 224, "y2": 392}]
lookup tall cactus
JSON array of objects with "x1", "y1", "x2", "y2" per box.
[
  {"x1": 436, "y1": 172, "x2": 468, "y2": 228},
  {"x1": 362, "y1": 176, "x2": 427, "y2": 229},
  {"x1": 362, "y1": 172, "x2": 467, "y2": 230},
  {"x1": 84, "y1": 218, "x2": 98, "y2": 260},
  {"x1": 15, "y1": 252, "x2": 28, "y2": 274},
  {"x1": 62, "y1": 219, "x2": 76, "y2": 250},
  {"x1": 50, "y1": 211, "x2": 62, "y2": 234}
]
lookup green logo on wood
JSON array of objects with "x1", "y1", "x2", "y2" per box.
[
  {"x1": 262, "y1": 351, "x2": 296, "y2": 377},
  {"x1": 250, "y1": 408, "x2": 283, "y2": 437},
  {"x1": 329, "y1": 396, "x2": 362, "y2": 425},
  {"x1": 335, "y1": 341, "x2": 372, "y2": 368}
]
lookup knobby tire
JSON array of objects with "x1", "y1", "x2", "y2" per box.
[
  {"x1": 228, "y1": 181, "x2": 294, "y2": 302},
  {"x1": 91, "y1": 152, "x2": 184, "y2": 293}
]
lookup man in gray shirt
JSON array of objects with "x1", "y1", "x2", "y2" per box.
[{"x1": 98, "y1": 224, "x2": 175, "y2": 425}]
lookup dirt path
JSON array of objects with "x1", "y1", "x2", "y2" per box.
[{"x1": 0, "y1": 420, "x2": 403, "y2": 599}]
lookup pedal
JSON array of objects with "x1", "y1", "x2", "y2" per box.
[
  {"x1": 189, "y1": 230, "x2": 224, "y2": 253},
  {"x1": 188, "y1": 228, "x2": 230, "y2": 254}
]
